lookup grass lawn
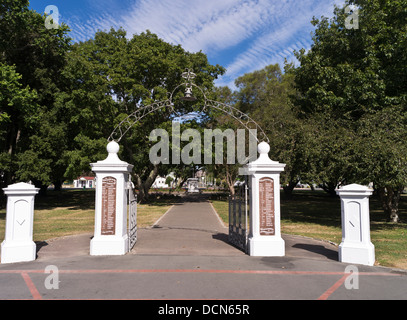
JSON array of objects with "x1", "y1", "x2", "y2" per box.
[
  {"x1": 210, "y1": 190, "x2": 407, "y2": 270},
  {"x1": 0, "y1": 189, "x2": 175, "y2": 242},
  {"x1": 1, "y1": 188, "x2": 405, "y2": 270}
]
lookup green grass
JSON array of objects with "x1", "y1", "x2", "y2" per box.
[
  {"x1": 0, "y1": 189, "x2": 176, "y2": 242},
  {"x1": 210, "y1": 190, "x2": 407, "y2": 270},
  {"x1": 1, "y1": 189, "x2": 406, "y2": 269}
]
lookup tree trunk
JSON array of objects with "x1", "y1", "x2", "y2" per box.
[
  {"x1": 33, "y1": 180, "x2": 48, "y2": 196},
  {"x1": 135, "y1": 174, "x2": 147, "y2": 203},
  {"x1": 225, "y1": 164, "x2": 236, "y2": 196},
  {"x1": 321, "y1": 181, "x2": 338, "y2": 197},
  {"x1": 177, "y1": 176, "x2": 187, "y2": 189},
  {"x1": 228, "y1": 183, "x2": 235, "y2": 196},
  {"x1": 378, "y1": 186, "x2": 403, "y2": 223},
  {"x1": 135, "y1": 165, "x2": 159, "y2": 203},
  {"x1": 53, "y1": 180, "x2": 62, "y2": 191},
  {"x1": 283, "y1": 179, "x2": 299, "y2": 197}
]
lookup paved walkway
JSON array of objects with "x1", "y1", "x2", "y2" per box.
[
  {"x1": 131, "y1": 195, "x2": 243, "y2": 256},
  {"x1": 0, "y1": 194, "x2": 406, "y2": 302}
]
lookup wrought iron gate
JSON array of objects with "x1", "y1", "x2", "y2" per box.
[
  {"x1": 228, "y1": 176, "x2": 249, "y2": 252},
  {"x1": 127, "y1": 180, "x2": 137, "y2": 251}
]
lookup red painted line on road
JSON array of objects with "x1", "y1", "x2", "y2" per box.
[
  {"x1": 0, "y1": 269, "x2": 403, "y2": 276},
  {"x1": 0, "y1": 268, "x2": 402, "y2": 300},
  {"x1": 58, "y1": 269, "x2": 347, "y2": 275},
  {"x1": 20, "y1": 272, "x2": 42, "y2": 300},
  {"x1": 317, "y1": 274, "x2": 350, "y2": 300}
]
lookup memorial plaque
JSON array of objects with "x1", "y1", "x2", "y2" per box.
[
  {"x1": 259, "y1": 177, "x2": 275, "y2": 236},
  {"x1": 101, "y1": 176, "x2": 116, "y2": 235}
]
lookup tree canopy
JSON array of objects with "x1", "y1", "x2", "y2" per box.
[
  {"x1": 1, "y1": 0, "x2": 406, "y2": 223},
  {"x1": 61, "y1": 28, "x2": 224, "y2": 201},
  {"x1": 0, "y1": 1, "x2": 225, "y2": 203},
  {"x1": 0, "y1": 0, "x2": 71, "y2": 195},
  {"x1": 293, "y1": 0, "x2": 407, "y2": 221}
]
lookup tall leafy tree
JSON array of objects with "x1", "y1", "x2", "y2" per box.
[
  {"x1": 0, "y1": 0, "x2": 72, "y2": 193},
  {"x1": 203, "y1": 86, "x2": 245, "y2": 195},
  {"x1": 234, "y1": 63, "x2": 312, "y2": 196},
  {"x1": 0, "y1": 63, "x2": 37, "y2": 188},
  {"x1": 62, "y1": 29, "x2": 225, "y2": 202},
  {"x1": 294, "y1": 0, "x2": 407, "y2": 221}
]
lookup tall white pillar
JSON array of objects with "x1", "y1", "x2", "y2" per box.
[
  {"x1": 1, "y1": 183, "x2": 39, "y2": 263},
  {"x1": 90, "y1": 141, "x2": 133, "y2": 255},
  {"x1": 336, "y1": 184, "x2": 375, "y2": 266},
  {"x1": 247, "y1": 142, "x2": 286, "y2": 256}
]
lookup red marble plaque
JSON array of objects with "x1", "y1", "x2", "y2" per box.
[
  {"x1": 101, "y1": 177, "x2": 116, "y2": 235},
  {"x1": 259, "y1": 177, "x2": 275, "y2": 236}
]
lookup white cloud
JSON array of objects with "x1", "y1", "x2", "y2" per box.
[
  {"x1": 215, "y1": 0, "x2": 346, "y2": 88},
  {"x1": 121, "y1": 0, "x2": 279, "y2": 54},
  {"x1": 66, "y1": 10, "x2": 121, "y2": 42},
  {"x1": 65, "y1": 0, "x2": 345, "y2": 87}
]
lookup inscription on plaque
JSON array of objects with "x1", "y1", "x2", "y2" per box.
[
  {"x1": 101, "y1": 176, "x2": 116, "y2": 235},
  {"x1": 259, "y1": 177, "x2": 275, "y2": 236}
]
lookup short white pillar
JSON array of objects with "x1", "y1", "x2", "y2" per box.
[
  {"x1": 90, "y1": 141, "x2": 133, "y2": 255},
  {"x1": 336, "y1": 184, "x2": 375, "y2": 266},
  {"x1": 247, "y1": 142, "x2": 286, "y2": 256},
  {"x1": 1, "y1": 183, "x2": 39, "y2": 264}
]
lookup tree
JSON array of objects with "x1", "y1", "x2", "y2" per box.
[
  {"x1": 0, "y1": 0, "x2": 72, "y2": 194},
  {"x1": 234, "y1": 63, "x2": 312, "y2": 196},
  {"x1": 0, "y1": 63, "x2": 37, "y2": 194},
  {"x1": 357, "y1": 106, "x2": 407, "y2": 222},
  {"x1": 61, "y1": 29, "x2": 225, "y2": 202},
  {"x1": 294, "y1": 0, "x2": 407, "y2": 221}
]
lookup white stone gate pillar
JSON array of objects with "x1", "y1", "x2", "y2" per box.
[
  {"x1": 247, "y1": 142, "x2": 286, "y2": 256},
  {"x1": 336, "y1": 184, "x2": 375, "y2": 266},
  {"x1": 90, "y1": 141, "x2": 133, "y2": 255},
  {"x1": 1, "y1": 183, "x2": 39, "y2": 263}
]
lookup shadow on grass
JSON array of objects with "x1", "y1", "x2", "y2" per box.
[
  {"x1": 35, "y1": 189, "x2": 96, "y2": 211},
  {"x1": 281, "y1": 190, "x2": 341, "y2": 228},
  {"x1": 33, "y1": 189, "x2": 218, "y2": 212},
  {"x1": 281, "y1": 189, "x2": 407, "y2": 230},
  {"x1": 370, "y1": 221, "x2": 407, "y2": 232}
]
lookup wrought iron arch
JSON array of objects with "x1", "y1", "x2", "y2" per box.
[{"x1": 108, "y1": 71, "x2": 269, "y2": 143}]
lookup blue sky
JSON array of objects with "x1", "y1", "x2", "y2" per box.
[{"x1": 29, "y1": 0, "x2": 345, "y2": 89}]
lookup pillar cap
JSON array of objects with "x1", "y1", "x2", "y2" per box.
[
  {"x1": 258, "y1": 141, "x2": 270, "y2": 154},
  {"x1": 246, "y1": 142, "x2": 286, "y2": 173},
  {"x1": 107, "y1": 140, "x2": 120, "y2": 154},
  {"x1": 91, "y1": 141, "x2": 134, "y2": 172},
  {"x1": 95, "y1": 141, "x2": 128, "y2": 165},
  {"x1": 336, "y1": 184, "x2": 373, "y2": 196},
  {"x1": 2, "y1": 182, "x2": 40, "y2": 195}
]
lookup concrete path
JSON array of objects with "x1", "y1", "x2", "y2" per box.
[
  {"x1": 131, "y1": 195, "x2": 244, "y2": 256},
  {"x1": 0, "y1": 194, "x2": 406, "y2": 302}
]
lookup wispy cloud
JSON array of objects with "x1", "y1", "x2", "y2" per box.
[
  {"x1": 64, "y1": 0, "x2": 345, "y2": 87},
  {"x1": 65, "y1": 11, "x2": 121, "y2": 42},
  {"x1": 121, "y1": 0, "x2": 279, "y2": 54},
  {"x1": 216, "y1": 0, "x2": 346, "y2": 88}
]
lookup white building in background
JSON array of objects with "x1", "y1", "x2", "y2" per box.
[
  {"x1": 151, "y1": 170, "x2": 209, "y2": 190},
  {"x1": 151, "y1": 173, "x2": 176, "y2": 189},
  {"x1": 151, "y1": 176, "x2": 168, "y2": 188},
  {"x1": 73, "y1": 176, "x2": 95, "y2": 189}
]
